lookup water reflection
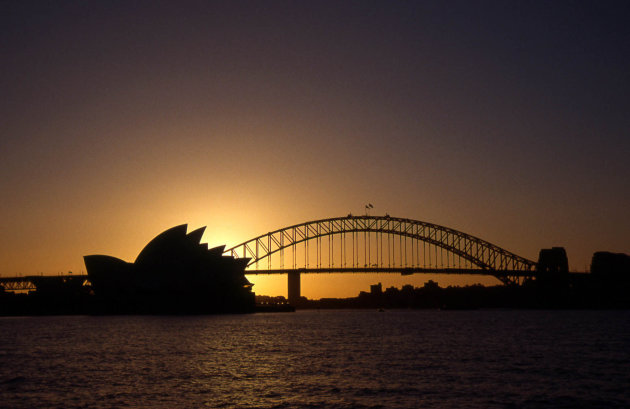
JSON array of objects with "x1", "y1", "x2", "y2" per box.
[{"x1": 1, "y1": 310, "x2": 629, "y2": 408}]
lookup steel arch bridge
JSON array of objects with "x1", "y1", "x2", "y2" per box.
[{"x1": 225, "y1": 215, "x2": 538, "y2": 300}]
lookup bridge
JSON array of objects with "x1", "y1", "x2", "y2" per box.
[
  {"x1": 1, "y1": 215, "x2": 540, "y2": 302},
  {"x1": 225, "y1": 215, "x2": 538, "y2": 303}
]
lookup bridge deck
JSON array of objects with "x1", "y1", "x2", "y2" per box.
[{"x1": 245, "y1": 268, "x2": 536, "y2": 277}]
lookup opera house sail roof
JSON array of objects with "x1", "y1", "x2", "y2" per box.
[{"x1": 84, "y1": 224, "x2": 254, "y2": 313}]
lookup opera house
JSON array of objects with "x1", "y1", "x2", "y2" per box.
[{"x1": 84, "y1": 224, "x2": 255, "y2": 313}]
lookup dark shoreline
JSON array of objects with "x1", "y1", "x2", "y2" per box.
[{"x1": 3, "y1": 264, "x2": 630, "y2": 316}]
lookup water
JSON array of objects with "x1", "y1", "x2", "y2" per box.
[{"x1": 1, "y1": 310, "x2": 629, "y2": 408}]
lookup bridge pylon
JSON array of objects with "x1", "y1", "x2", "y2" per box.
[{"x1": 288, "y1": 271, "x2": 301, "y2": 305}]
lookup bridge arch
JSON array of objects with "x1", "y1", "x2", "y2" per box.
[{"x1": 225, "y1": 216, "x2": 537, "y2": 287}]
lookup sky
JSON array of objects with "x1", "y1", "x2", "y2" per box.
[{"x1": 2, "y1": 1, "x2": 629, "y2": 298}]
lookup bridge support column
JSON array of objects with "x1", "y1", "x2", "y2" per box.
[{"x1": 288, "y1": 271, "x2": 301, "y2": 305}]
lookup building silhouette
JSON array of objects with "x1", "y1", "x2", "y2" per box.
[{"x1": 84, "y1": 224, "x2": 255, "y2": 313}]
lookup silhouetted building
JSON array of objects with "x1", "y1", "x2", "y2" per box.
[
  {"x1": 84, "y1": 224, "x2": 254, "y2": 314},
  {"x1": 591, "y1": 252, "x2": 630, "y2": 281},
  {"x1": 370, "y1": 282, "x2": 382, "y2": 295}
]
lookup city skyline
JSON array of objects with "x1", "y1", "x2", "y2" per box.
[{"x1": 2, "y1": 1, "x2": 629, "y2": 298}]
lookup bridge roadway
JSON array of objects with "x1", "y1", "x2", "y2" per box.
[{"x1": 245, "y1": 267, "x2": 534, "y2": 276}]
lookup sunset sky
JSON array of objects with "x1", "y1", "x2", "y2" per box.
[{"x1": 2, "y1": 1, "x2": 629, "y2": 298}]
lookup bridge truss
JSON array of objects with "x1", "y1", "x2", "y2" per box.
[{"x1": 225, "y1": 215, "x2": 537, "y2": 286}]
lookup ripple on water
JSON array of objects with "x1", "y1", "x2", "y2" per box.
[{"x1": 0, "y1": 311, "x2": 629, "y2": 408}]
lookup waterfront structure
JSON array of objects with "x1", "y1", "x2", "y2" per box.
[
  {"x1": 225, "y1": 215, "x2": 540, "y2": 302},
  {"x1": 0, "y1": 215, "x2": 547, "y2": 305},
  {"x1": 84, "y1": 224, "x2": 254, "y2": 313},
  {"x1": 2, "y1": 215, "x2": 630, "y2": 312},
  {"x1": 537, "y1": 247, "x2": 569, "y2": 274}
]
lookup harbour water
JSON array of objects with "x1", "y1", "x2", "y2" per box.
[{"x1": 1, "y1": 310, "x2": 629, "y2": 408}]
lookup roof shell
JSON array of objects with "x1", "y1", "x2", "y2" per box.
[{"x1": 134, "y1": 224, "x2": 189, "y2": 266}]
